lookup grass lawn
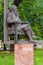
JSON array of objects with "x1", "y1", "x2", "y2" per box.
[
  {"x1": 0, "y1": 51, "x2": 14, "y2": 65},
  {"x1": 34, "y1": 49, "x2": 43, "y2": 65},
  {"x1": 0, "y1": 49, "x2": 43, "y2": 65}
]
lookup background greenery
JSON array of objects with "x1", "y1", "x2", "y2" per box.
[
  {"x1": 34, "y1": 49, "x2": 43, "y2": 65},
  {"x1": 0, "y1": 51, "x2": 14, "y2": 65},
  {"x1": 0, "y1": 0, "x2": 43, "y2": 41}
]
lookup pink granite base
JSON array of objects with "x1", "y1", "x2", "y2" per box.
[{"x1": 14, "y1": 44, "x2": 34, "y2": 65}]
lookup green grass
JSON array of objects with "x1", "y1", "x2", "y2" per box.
[
  {"x1": 34, "y1": 49, "x2": 43, "y2": 65},
  {"x1": 0, "y1": 50, "x2": 43, "y2": 65},
  {"x1": 0, "y1": 51, "x2": 14, "y2": 65}
]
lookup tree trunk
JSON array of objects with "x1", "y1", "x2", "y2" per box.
[
  {"x1": 4, "y1": 44, "x2": 6, "y2": 50},
  {"x1": 10, "y1": 44, "x2": 14, "y2": 52}
]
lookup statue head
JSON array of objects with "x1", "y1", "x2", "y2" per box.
[{"x1": 11, "y1": 5, "x2": 18, "y2": 16}]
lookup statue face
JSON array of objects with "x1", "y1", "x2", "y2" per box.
[
  {"x1": 12, "y1": 5, "x2": 17, "y2": 12},
  {"x1": 12, "y1": 5, "x2": 18, "y2": 16}
]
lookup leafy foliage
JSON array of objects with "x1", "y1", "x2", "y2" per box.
[
  {"x1": 18, "y1": 0, "x2": 43, "y2": 39},
  {"x1": 0, "y1": 0, "x2": 4, "y2": 40}
]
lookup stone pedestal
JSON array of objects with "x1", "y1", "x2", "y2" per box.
[{"x1": 14, "y1": 44, "x2": 34, "y2": 65}]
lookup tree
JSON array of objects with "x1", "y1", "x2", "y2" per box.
[{"x1": 0, "y1": 0, "x2": 6, "y2": 50}]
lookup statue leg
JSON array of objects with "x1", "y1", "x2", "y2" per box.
[
  {"x1": 23, "y1": 28, "x2": 33, "y2": 42},
  {"x1": 25, "y1": 30, "x2": 33, "y2": 41},
  {"x1": 18, "y1": 24, "x2": 33, "y2": 42}
]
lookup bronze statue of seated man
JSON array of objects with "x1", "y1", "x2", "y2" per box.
[{"x1": 7, "y1": 5, "x2": 35, "y2": 42}]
